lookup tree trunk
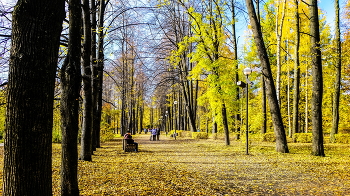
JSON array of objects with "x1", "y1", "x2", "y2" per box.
[
  {"x1": 230, "y1": 0, "x2": 241, "y2": 134},
  {"x1": 292, "y1": 0, "x2": 301, "y2": 137},
  {"x1": 91, "y1": 0, "x2": 98, "y2": 152},
  {"x1": 330, "y1": 0, "x2": 341, "y2": 143},
  {"x1": 275, "y1": 0, "x2": 287, "y2": 105},
  {"x1": 3, "y1": 0, "x2": 65, "y2": 194},
  {"x1": 60, "y1": 0, "x2": 82, "y2": 194},
  {"x1": 245, "y1": 0, "x2": 289, "y2": 153},
  {"x1": 80, "y1": 0, "x2": 93, "y2": 161},
  {"x1": 309, "y1": 0, "x2": 325, "y2": 156},
  {"x1": 212, "y1": 117, "x2": 217, "y2": 134},
  {"x1": 261, "y1": 76, "x2": 267, "y2": 134},
  {"x1": 222, "y1": 103, "x2": 230, "y2": 145},
  {"x1": 94, "y1": 0, "x2": 106, "y2": 148}
]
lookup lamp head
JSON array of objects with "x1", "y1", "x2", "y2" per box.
[
  {"x1": 243, "y1": 67, "x2": 252, "y2": 76},
  {"x1": 237, "y1": 81, "x2": 246, "y2": 88}
]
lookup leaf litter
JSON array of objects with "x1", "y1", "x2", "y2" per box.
[{"x1": 0, "y1": 134, "x2": 349, "y2": 195}]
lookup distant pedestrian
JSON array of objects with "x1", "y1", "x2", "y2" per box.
[
  {"x1": 156, "y1": 127, "x2": 161, "y2": 141},
  {"x1": 150, "y1": 128, "x2": 157, "y2": 141}
]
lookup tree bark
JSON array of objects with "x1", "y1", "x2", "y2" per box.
[
  {"x1": 309, "y1": 0, "x2": 325, "y2": 156},
  {"x1": 3, "y1": 0, "x2": 65, "y2": 194},
  {"x1": 275, "y1": 0, "x2": 287, "y2": 105},
  {"x1": 261, "y1": 76, "x2": 267, "y2": 134},
  {"x1": 245, "y1": 0, "x2": 289, "y2": 153},
  {"x1": 60, "y1": 0, "x2": 82, "y2": 194},
  {"x1": 330, "y1": 0, "x2": 341, "y2": 143},
  {"x1": 292, "y1": 0, "x2": 301, "y2": 137},
  {"x1": 222, "y1": 103, "x2": 230, "y2": 145},
  {"x1": 91, "y1": 0, "x2": 98, "y2": 152},
  {"x1": 230, "y1": 0, "x2": 241, "y2": 134},
  {"x1": 80, "y1": 0, "x2": 93, "y2": 161},
  {"x1": 94, "y1": 0, "x2": 107, "y2": 148}
]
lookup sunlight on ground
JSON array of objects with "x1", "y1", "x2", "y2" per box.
[{"x1": 0, "y1": 134, "x2": 350, "y2": 195}]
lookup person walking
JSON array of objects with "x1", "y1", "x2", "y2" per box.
[
  {"x1": 156, "y1": 127, "x2": 161, "y2": 141},
  {"x1": 150, "y1": 128, "x2": 157, "y2": 141}
]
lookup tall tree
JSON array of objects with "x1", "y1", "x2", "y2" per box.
[
  {"x1": 93, "y1": 0, "x2": 108, "y2": 148},
  {"x1": 245, "y1": 0, "x2": 289, "y2": 153},
  {"x1": 3, "y1": 0, "x2": 65, "y2": 194},
  {"x1": 275, "y1": 0, "x2": 287, "y2": 105},
  {"x1": 292, "y1": 0, "x2": 301, "y2": 137},
  {"x1": 80, "y1": 0, "x2": 93, "y2": 161},
  {"x1": 309, "y1": 0, "x2": 325, "y2": 156},
  {"x1": 330, "y1": 0, "x2": 342, "y2": 143},
  {"x1": 60, "y1": 0, "x2": 82, "y2": 194},
  {"x1": 91, "y1": 0, "x2": 98, "y2": 152}
]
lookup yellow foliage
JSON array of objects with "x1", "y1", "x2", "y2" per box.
[
  {"x1": 293, "y1": 133, "x2": 313, "y2": 143},
  {"x1": 191, "y1": 132, "x2": 208, "y2": 139}
]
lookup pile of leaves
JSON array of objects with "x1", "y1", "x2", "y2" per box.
[{"x1": 1, "y1": 134, "x2": 350, "y2": 195}]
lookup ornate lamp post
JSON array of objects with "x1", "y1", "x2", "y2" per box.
[
  {"x1": 173, "y1": 101, "x2": 178, "y2": 140},
  {"x1": 165, "y1": 111, "x2": 168, "y2": 135},
  {"x1": 237, "y1": 67, "x2": 252, "y2": 155}
]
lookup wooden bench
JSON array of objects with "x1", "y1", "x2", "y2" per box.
[{"x1": 123, "y1": 139, "x2": 138, "y2": 152}]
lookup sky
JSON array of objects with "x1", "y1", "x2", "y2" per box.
[
  {"x1": 319, "y1": 0, "x2": 347, "y2": 32},
  {"x1": 0, "y1": 0, "x2": 348, "y2": 81}
]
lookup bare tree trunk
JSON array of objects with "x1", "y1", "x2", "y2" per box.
[
  {"x1": 330, "y1": 0, "x2": 341, "y2": 143},
  {"x1": 91, "y1": 0, "x2": 98, "y2": 152},
  {"x1": 80, "y1": 0, "x2": 93, "y2": 161},
  {"x1": 292, "y1": 0, "x2": 301, "y2": 137},
  {"x1": 3, "y1": 0, "x2": 65, "y2": 194},
  {"x1": 212, "y1": 119, "x2": 218, "y2": 134},
  {"x1": 309, "y1": 0, "x2": 325, "y2": 156},
  {"x1": 261, "y1": 76, "x2": 267, "y2": 134},
  {"x1": 60, "y1": 0, "x2": 81, "y2": 194},
  {"x1": 94, "y1": 0, "x2": 107, "y2": 147},
  {"x1": 230, "y1": 0, "x2": 241, "y2": 134},
  {"x1": 222, "y1": 103, "x2": 230, "y2": 145},
  {"x1": 275, "y1": 0, "x2": 287, "y2": 105},
  {"x1": 305, "y1": 70, "x2": 309, "y2": 133},
  {"x1": 245, "y1": 0, "x2": 289, "y2": 153}
]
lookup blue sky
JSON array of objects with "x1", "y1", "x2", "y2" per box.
[{"x1": 319, "y1": 0, "x2": 347, "y2": 31}]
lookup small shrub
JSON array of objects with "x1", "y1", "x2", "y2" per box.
[
  {"x1": 335, "y1": 134, "x2": 350, "y2": 144},
  {"x1": 232, "y1": 133, "x2": 240, "y2": 141},
  {"x1": 100, "y1": 128, "x2": 115, "y2": 143},
  {"x1": 210, "y1": 133, "x2": 224, "y2": 140},
  {"x1": 262, "y1": 132, "x2": 276, "y2": 142},
  {"x1": 168, "y1": 130, "x2": 190, "y2": 137},
  {"x1": 293, "y1": 133, "x2": 312, "y2": 143},
  {"x1": 179, "y1": 131, "x2": 191, "y2": 137},
  {"x1": 339, "y1": 128, "x2": 350, "y2": 134},
  {"x1": 192, "y1": 132, "x2": 208, "y2": 139}
]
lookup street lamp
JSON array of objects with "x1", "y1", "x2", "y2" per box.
[
  {"x1": 173, "y1": 101, "x2": 178, "y2": 140},
  {"x1": 165, "y1": 111, "x2": 168, "y2": 135},
  {"x1": 237, "y1": 67, "x2": 252, "y2": 155}
]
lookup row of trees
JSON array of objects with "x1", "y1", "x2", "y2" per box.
[
  {"x1": 1, "y1": 0, "x2": 350, "y2": 194},
  {"x1": 147, "y1": 0, "x2": 347, "y2": 156},
  {"x1": 0, "y1": 0, "x2": 111, "y2": 194}
]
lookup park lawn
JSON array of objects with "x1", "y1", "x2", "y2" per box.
[{"x1": 0, "y1": 133, "x2": 350, "y2": 195}]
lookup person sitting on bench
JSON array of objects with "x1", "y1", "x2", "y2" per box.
[{"x1": 124, "y1": 131, "x2": 138, "y2": 152}]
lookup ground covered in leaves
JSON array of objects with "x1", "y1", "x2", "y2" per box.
[{"x1": 1, "y1": 133, "x2": 350, "y2": 195}]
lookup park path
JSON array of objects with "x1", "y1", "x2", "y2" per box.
[{"x1": 100, "y1": 133, "x2": 350, "y2": 196}]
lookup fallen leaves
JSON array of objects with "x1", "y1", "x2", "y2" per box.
[{"x1": 0, "y1": 134, "x2": 350, "y2": 195}]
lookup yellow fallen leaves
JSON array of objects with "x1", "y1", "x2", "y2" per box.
[{"x1": 0, "y1": 134, "x2": 350, "y2": 195}]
